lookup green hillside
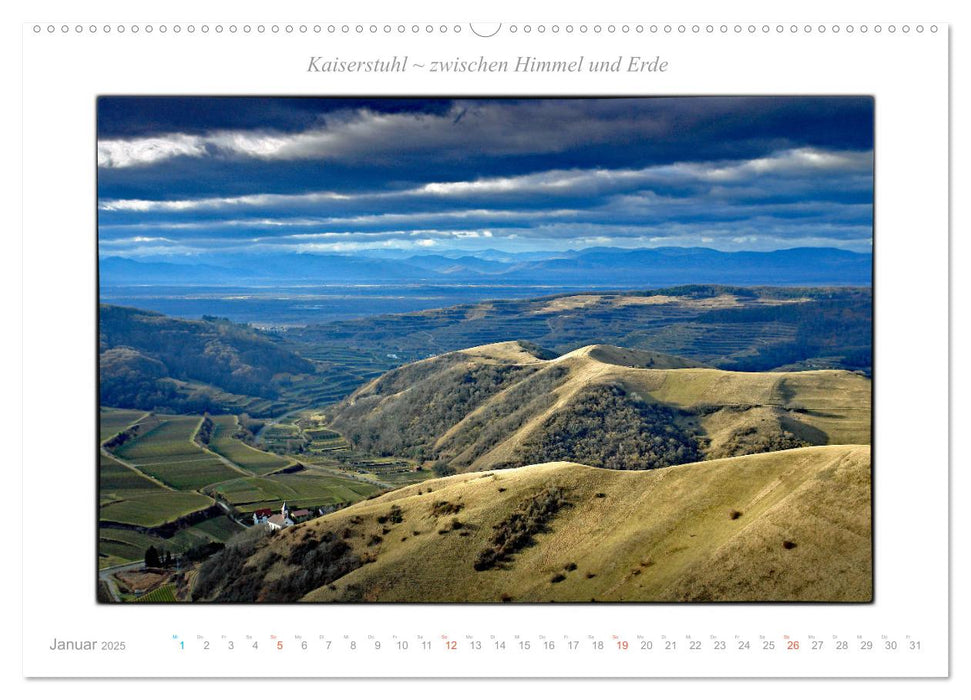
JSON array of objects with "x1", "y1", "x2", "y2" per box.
[{"x1": 99, "y1": 305, "x2": 315, "y2": 415}]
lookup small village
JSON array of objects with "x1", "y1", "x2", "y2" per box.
[{"x1": 251, "y1": 502, "x2": 321, "y2": 530}]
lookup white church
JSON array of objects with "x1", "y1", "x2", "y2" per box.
[{"x1": 265, "y1": 501, "x2": 294, "y2": 531}]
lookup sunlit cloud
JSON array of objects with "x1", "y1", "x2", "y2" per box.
[{"x1": 98, "y1": 148, "x2": 871, "y2": 218}]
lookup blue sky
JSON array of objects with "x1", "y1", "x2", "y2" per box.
[{"x1": 97, "y1": 97, "x2": 873, "y2": 258}]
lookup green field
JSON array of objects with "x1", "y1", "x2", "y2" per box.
[
  {"x1": 260, "y1": 422, "x2": 306, "y2": 453},
  {"x1": 289, "y1": 418, "x2": 430, "y2": 486},
  {"x1": 99, "y1": 528, "x2": 166, "y2": 565},
  {"x1": 99, "y1": 408, "x2": 147, "y2": 442},
  {"x1": 345, "y1": 461, "x2": 433, "y2": 487},
  {"x1": 304, "y1": 427, "x2": 341, "y2": 440},
  {"x1": 99, "y1": 532, "x2": 153, "y2": 568},
  {"x1": 210, "y1": 471, "x2": 380, "y2": 514},
  {"x1": 99, "y1": 410, "x2": 415, "y2": 571},
  {"x1": 111, "y1": 415, "x2": 242, "y2": 489},
  {"x1": 99, "y1": 453, "x2": 167, "y2": 505},
  {"x1": 207, "y1": 415, "x2": 293, "y2": 474},
  {"x1": 135, "y1": 585, "x2": 177, "y2": 602},
  {"x1": 263, "y1": 424, "x2": 300, "y2": 437},
  {"x1": 309, "y1": 437, "x2": 349, "y2": 453},
  {"x1": 99, "y1": 411, "x2": 384, "y2": 566},
  {"x1": 191, "y1": 514, "x2": 244, "y2": 541},
  {"x1": 98, "y1": 515, "x2": 245, "y2": 568},
  {"x1": 100, "y1": 490, "x2": 214, "y2": 527}
]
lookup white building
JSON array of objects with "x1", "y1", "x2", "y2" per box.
[{"x1": 265, "y1": 501, "x2": 293, "y2": 530}]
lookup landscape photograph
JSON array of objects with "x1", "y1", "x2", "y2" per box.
[{"x1": 97, "y1": 96, "x2": 873, "y2": 603}]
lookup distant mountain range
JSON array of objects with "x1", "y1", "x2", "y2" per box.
[{"x1": 99, "y1": 246, "x2": 872, "y2": 287}]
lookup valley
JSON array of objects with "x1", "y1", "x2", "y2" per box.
[
  {"x1": 99, "y1": 285, "x2": 871, "y2": 421},
  {"x1": 97, "y1": 405, "x2": 433, "y2": 594},
  {"x1": 97, "y1": 284, "x2": 872, "y2": 603},
  {"x1": 94, "y1": 97, "x2": 875, "y2": 606}
]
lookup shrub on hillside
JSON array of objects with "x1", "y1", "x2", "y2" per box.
[
  {"x1": 474, "y1": 487, "x2": 570, "y2": 571},
  {"x1": 515, "y1": 383, "x2": 702, "y2": 470},
  {"x1": 331, "y1": 358, "x2": 539, "y2": 459}
]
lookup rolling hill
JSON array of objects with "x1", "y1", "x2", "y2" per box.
[
  {"x1": 328, "y1": 341, "x2": 871, "y2": 473},
  {"x1": 98, "y1": 284, "x2": 872, "y2": 422},
  {"x1": 290, "y1": 285, "x2": 872, "y2": 375},
  {"x1": 100, "y1": 305, "x2": 318, "y2": 415},
  {"x1": 190, "y1": 444, "x2": 871, "y2": 603}
]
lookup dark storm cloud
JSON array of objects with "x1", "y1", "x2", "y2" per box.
[{"x1": 97, "y1": 97, "x2": 873, "y2": 255}]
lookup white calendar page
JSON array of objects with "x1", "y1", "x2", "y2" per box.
[{"x1": 15, "y1": 0, "x2": 957, "y2": 686}]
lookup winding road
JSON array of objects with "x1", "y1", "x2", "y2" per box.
[{"x1": 97, "y1": 559, "x2": 145, "y2": 602}]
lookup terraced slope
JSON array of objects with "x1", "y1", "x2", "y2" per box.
[{"x1": 110, "y1": 414, "x2": 243, "y2": 489}]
